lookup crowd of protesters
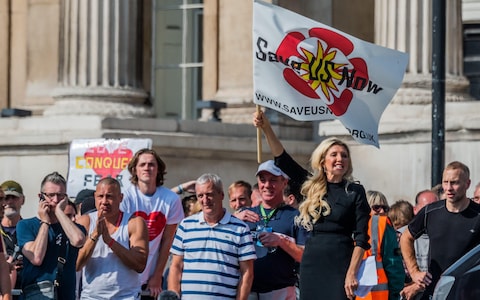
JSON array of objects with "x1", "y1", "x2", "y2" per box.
[{"x1": 2, "y1": 112, "x2": 480, "y2": 300}]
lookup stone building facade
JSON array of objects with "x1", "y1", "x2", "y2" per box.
[{"x1": 0, "y1": 0, "x2": 479, "y2": 217}]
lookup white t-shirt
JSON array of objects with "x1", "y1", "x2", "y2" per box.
[{"x1": 121, "y1": 185, "x2": 184, "y2": 284}]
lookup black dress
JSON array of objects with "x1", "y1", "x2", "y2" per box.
[{"x1": 275, "y1": 151, "x2": 370, "y2": 300}]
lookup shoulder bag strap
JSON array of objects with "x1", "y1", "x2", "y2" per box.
[{"x1": 54, "y1": 231, "x2": 69, "y2": 293}]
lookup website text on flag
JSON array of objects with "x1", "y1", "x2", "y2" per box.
[{"x1": 253, "y1": 0, "x2": 409, "y2": 148}]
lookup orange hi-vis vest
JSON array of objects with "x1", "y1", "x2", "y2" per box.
[{"x1": 357, "y1": 214, "x2": 390, "y2": 300}]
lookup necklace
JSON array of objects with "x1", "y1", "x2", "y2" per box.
[{"x1": 111, "y1": 212, "x2": 123, "y2": 233}]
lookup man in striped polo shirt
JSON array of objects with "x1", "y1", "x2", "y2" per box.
[{"x1": 169, "y1": 173, "x2": 256, "y2": 300}]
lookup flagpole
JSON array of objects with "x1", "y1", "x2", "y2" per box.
[
  {"x1": 256, "y1": 105, "x2": 262, "y2": 163},
  {"x1": 431, "y1": 0, "x2": 446, "y2": 187}
]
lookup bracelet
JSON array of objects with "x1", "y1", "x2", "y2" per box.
[
  {"x1": 40, "y1": 220, "x2": 50, "y2": 226},
  {"x1": 107, "y1": 239, "x2": 115, "y2": 248},
  {"x1": 177, "y1": 184, "x2": 184, "y2": 194},
  {"x1": 89, "y1": 234, "x2": 98, "y2": 242}
]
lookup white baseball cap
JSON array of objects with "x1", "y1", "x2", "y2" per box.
[{"x1": 255, "y1": 160, "x2": 289, "y2": 179}]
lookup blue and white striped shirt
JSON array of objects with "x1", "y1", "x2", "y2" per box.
[{"x1": 170, "y1": 210, "x2": 257, "y2": 299}]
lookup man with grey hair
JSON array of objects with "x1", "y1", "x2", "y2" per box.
[
  {"x1": 17, "y1": 172, "x2": 86, "y2": 300},
  {"x1": 169, "y1": 173, "x2": 256, "y2": 299}
]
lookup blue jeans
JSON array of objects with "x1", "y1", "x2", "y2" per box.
[{"x1": 23, "y1": 281, "x2": 56, "y2": 300}]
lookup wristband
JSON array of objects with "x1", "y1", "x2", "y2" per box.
[
  {"x1": 107, "y1": 239, "x2": 115, "y2": 248},
  {"x1": 40, "y1": 220, "x2": 50, "y2": 226},
  {"x1": 177, "y1": 184, "x2": 184, "y2": 194},
  {"x1": 89, "y1": 234, "x2": 98, "y2": 242}
]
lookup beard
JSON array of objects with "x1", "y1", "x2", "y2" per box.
[{"x1": 4, "y1": 208, "x2": 19, "y2": 218}]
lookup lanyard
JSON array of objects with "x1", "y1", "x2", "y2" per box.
[
  {"x1": 1, "y1": 227, "x2": 14, "y2": 247},
  {"x1": 260, "y1": 204, "x2": 277, "y2": 227}
]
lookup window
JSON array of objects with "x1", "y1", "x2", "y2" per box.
[{"x1": 152, "y1": 1, "x2": 203, "y2": 120}]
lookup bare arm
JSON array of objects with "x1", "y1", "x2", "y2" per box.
[
  {"x1": 258, "y1": 232, "x2": 304, "y2": 262},
  {"x1": 236, "y1": 260, "x2": 254, "y2": 300},
  {"x1": 146, "y1": 223, "x2": 179, "y2": 297},
  {"x1": 171, "y1": 180, "x2": 196, "y2": 194},
  {"x1": 6, "y1": 259, "x2": 16, "y2": 295},
  {"x1": 55, "y1": 199, "x2": 86, "y2": 247},
  {"x1": 253, "y1": 110, "x2": 285, "y2": 157},
  {"x1": 233, "y1": 210, "x2": 260, "y2": 223},
  {"x1": 75, "y1": 215, "x2": 93, "y2": 270},
  {"x1": 0, "y1": 254, "x2": 12, "y2": 300},
  {"x1": 21, "y1": 202, "x2": 51, "y2": 266},
  {"x1": 168, "y1": 254, "x2": 184, "y2": 296},
  {"x1": 401, "y1": 282, "x2": 425, "y2": 300},
  {"x1": 103, "y1": 216, "x2": 149, "y2": 273},
  {"x1": 344, "y1": 246, "x2": 365, "y2": 300},
  {"x1": 400, "y1": 228, "x2": 432, "y2": 288},
  {"x1": 278, "y1": 235, "x2": 304, "y2": 263}
]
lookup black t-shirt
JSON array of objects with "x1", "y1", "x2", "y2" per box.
[{"x1": 408, "y1": 200, "x2": 480, "y2": 297}]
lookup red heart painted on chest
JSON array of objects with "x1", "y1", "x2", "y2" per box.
[
  {"x1": 84, "y1": 146, "x2": 133, "y2": 178},
  {"x1": 134, "y1": 211, "x2": 167, "y2": 241}
]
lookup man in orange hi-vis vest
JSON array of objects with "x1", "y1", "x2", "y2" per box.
[{"x1": 358, "y1": 214, "x2": 404, "y2": 300}]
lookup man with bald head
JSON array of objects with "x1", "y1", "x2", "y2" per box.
[
  {"x1": 76, "y1": 177, "x2": 149, "y2": 299},
  {"x1": 413, "y1": 189, "x2": 440, "y2": 271},
  {"x1": 413, "y1": 190, "x2": 439, "y2": 215}
]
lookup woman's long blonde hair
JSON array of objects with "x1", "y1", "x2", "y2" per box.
[{"x1": 295, "y1": 137, "x2": 354, "y2": 231}]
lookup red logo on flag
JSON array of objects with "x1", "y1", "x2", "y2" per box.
[{"x1": 276, "y1": 28, "x2": 369, "y2": 116}]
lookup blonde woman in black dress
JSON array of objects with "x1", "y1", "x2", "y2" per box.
[{"x1": 253, "y1": 111, "x2": 370, "y2": 300}]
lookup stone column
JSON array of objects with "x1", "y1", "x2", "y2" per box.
[
  {"x1": 375, "y1": 0, "x2": 472, "y2": 104},
  {"x1": 45, "y1": 0, "x2": 153, "y2": 117}
]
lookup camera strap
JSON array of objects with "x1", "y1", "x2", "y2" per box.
[{"x1": 54, "y1": 231, "x2": 69, "y2": 295}]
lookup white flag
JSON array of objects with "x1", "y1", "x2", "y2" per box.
[{"x1": 253, "y1": 0, "x2": 409, "y2": 147}]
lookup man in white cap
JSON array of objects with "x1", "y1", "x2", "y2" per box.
[
  {"x1": 243, "y1": 160, "x2": 308, "y2": 300},
  {"x1": 1, "y1": 180, "x2": 25, "y2": 297}
]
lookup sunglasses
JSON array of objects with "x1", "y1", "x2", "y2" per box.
[{"x1": 372, "y1": 205, "x2": 389, "y2": 212}]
